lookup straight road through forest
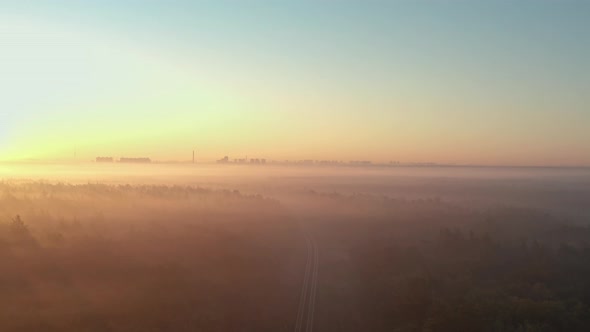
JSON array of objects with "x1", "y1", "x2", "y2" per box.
[{"x1": 294, "y1": 235, "x2": 319, "y2": 332}]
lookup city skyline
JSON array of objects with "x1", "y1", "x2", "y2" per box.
[{"x1": 7, "y1": 151, "x2": 589, "y2": 169}]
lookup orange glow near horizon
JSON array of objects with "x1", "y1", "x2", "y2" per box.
[{"x1": 1, "y1": 2, "x2": 589, "y2": 167}]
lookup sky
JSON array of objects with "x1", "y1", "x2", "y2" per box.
[{"x1": 0, "y1": 0, "x2": 589, "y2": 166}]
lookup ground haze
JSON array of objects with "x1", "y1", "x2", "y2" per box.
[{"x1": 1, "y1": 163, "x2": 590, "y2": 331}]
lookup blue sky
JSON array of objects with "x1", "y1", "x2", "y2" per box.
[{"x1": 1, "y1": 0, "x2": 589, "y2": 165}]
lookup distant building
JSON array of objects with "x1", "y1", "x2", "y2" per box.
[
  {"x1": 96, "y1": 157, "x2": 114, "y2": 163},
  {"x1": 318, "y1": 160, "x2": 340, "y2": 165},
  {"x1": 217, "y1": 156, "x2": 229, "y2": 164},
  {"x1": 119, "y1": 157, "x2": 151, "y2": 163},
  {"x1": 350, "y1": 160, "x2": 372, "y2": 166}
]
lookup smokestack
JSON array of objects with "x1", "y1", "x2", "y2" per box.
[{"x1": 193, "y1": 150, "x2": 195, "y2": 164}]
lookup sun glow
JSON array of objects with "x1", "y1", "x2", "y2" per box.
[{"x1": 1, "y1": 2, "x2": 589, "y2": 166}]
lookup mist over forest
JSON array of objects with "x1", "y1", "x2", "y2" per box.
[
  {"x1": 0, "y1": 164, "x2": 589, "y2": 331},
  {"x1": 3, "y1": 0, "x2": 589, "y2": 330}
]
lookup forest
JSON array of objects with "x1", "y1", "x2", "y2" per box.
[
  {"x1": 0, "y1": 182, "x2": 301, "y2": 331},
  {"x1": 1, "y1": 175, "x2": 590, "y2": 331}
]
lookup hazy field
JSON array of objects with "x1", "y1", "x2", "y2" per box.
[{"x1": 1, "y1": 163, "x2": 590, "y2": 331}]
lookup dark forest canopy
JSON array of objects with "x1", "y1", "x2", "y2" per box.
[{"x1": 0, "y1": 182, "x2": 589, "y2": 331}]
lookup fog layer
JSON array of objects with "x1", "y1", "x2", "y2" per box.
[{"x1": 1, "y1": 164, "x2": 590, "y2": 331}]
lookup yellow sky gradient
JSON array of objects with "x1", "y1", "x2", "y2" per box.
[{"x1": 1, "y1": 3, "x2": 589, "y2": 166}]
